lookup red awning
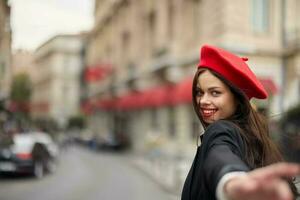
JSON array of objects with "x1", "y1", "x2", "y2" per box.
[
  {"x1": 84, "y1": 64, "x2": 113, "y2": 82},
  {"x1": 115, "y1": 93, "x2": 140, "y2": 110},
  {"x1": 113, "y1": 85, "x2": 173, "y2": 111},
  {"x1": 171, "y1": 77, "x2": 193, "y2": 105},
  {"x1": 259, "y1": 78, "x2": 278, "y2": 95},
  {"x1": 96, "y1": 78, "x2": 194, "y2": 111},
  {"x1": 96, "y1": 98, "x2": 116, "y2": 110},
  {"x1": 141, "y1": 85, "x2": 172, "y2": 108}
]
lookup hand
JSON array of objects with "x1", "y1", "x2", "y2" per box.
[{"x1": 224, "y1": 163, "x2": 300, "y2": 200}]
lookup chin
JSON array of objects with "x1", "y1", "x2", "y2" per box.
[
  {"x1": 203, "y1": 117, "x2": 222, "y2": 124},
  {"x1": 203, "y1": 119, "x2": 215, "y2": 124}
]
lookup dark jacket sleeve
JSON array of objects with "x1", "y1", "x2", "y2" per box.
[{"x1": 201, "y1": 121, "x2": 250, "y2": 195}]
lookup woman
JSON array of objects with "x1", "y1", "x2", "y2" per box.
[{"x1": 181, "y1": 45, "x2": 299, "y2": 200}]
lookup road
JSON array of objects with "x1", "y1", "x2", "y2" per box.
[{"x1": 0, "y1": 146, "x2": 178, "y2": 200}]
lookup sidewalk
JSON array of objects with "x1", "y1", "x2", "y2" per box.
[{"x1": 131, "y1": 149, "x2": 193, "y2": 198}]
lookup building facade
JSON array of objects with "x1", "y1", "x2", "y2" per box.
[
  {"x1": 11, "y1": 50, "x2": 35, "y2": 76},
  {"x1": 32, "y1": 34, "x2": 85, "y2": 128},
  {"x1": 283, "y1": 0, "x2": 300, "y2": 110},
  {"x1": 0, "y1": 0, "x2": 12, "y2": 100},
  {"x1": 85, "y1": 0, "x2": 300, "y2": 192}
]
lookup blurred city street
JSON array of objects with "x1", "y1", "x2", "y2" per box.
[
  {"x1": 0, "y1": 146, "x2": 177, "y2": 200},
  {"x1": 1, "y1": 0, "x2": 300, "y2": 199}
]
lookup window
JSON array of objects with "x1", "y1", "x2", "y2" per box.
[
  {"x1": 168, "y1": 1, "x2": 174, "y2": 40},
  {"x1": 168, "y1": 107, "x2": 176, "y2": 137},
  {"x1": 192, "y1": 0, "x2": 201, "y2": 39},
  {"x1": 0, "y1": 62, "x2": 5, "y2": 77},
  {"x1": 127, "y1": 62, "x2": 136, "y2": 79},
  {"x1": 122, "y1": 31, "x2": 130, "y2": 62},
  {"x1": 251, "y1": 0, "x2": 269, "y2": 33},
  {"x1": 148, "y1": 11, "x2": 156, "y2": 54},
  {"x1": 5, "y1": 19, "x2": 10, "y2": 32},
  {"x1": 151, "y1": 108, "x2": 159, "y2": 130}
]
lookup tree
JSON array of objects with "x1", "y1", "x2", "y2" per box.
[
  {"x1": 7, "y1": 73, "x2": 32, "y2": 131},
  {"x1": 67, "y1": 115, "x2": 86, "y2": 130},
  {"x1": 10, "y1": 73, "x2": 32, "y2": 103}
]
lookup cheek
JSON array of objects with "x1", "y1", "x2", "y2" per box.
[
  {"x1": 216, "y1": 96, "x2": 237, "y2": 117},
  {"x1": 223, "y1": 104, "x2": 236, "y2": 117}
]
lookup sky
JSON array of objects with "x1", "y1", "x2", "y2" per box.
[{"x1": 10, "y1": 0, "x2": 95, "y2": 51}]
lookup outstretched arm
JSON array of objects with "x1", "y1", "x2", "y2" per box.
[{"x1": 224, "y1": 163, "x2": 300, "y2": 200}]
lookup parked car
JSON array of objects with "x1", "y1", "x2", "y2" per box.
[
  {"x1": 0, "y1": 132, "x2": 59, "y2": 178},
  {"x1": 97, "y1": 134, "x2": 130, "y2": 151}
]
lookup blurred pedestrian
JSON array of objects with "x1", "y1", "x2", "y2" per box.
[{"x1": 181, "y1": 44, "x2": 299, "y2": 200}]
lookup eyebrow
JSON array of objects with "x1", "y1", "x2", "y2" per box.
[{"x1": 196, "y1": 86, "x2": 221, "y2": 90}]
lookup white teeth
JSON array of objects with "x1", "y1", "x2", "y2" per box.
[{"x1": 202, "y1": 109, "x2": 216, "y2": 114}]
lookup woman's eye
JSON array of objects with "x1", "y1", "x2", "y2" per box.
[
  {"x1": 196, "y1": 90, "x2": 203, "y2": 97},
  {"x1": 211, "y1": 91, "x2": 220, "y2": 96}
]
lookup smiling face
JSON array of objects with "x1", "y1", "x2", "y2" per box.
[{"x1": 195, "y1": 70, "x2": 238, "y2": 124}]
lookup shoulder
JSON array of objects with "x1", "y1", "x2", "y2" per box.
[
  {"x1": 205, "y1": 120, "x2": 240, "y2": 136},
  {"x1": 203, "y1": 120, "x2": 244, "y2": 149}
]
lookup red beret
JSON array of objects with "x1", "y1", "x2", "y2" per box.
[{"x1": 198, "y1": 44, "x2": 268, "y2": 99}]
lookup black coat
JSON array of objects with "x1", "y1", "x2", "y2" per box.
[{"x1": 181, "y1": 120, "x2": 250, "y2": 200}]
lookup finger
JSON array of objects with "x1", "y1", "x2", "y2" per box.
[
  {"x1": 276, "y1": 180, "x2": 293, "y2": 200},
  {"x1": 250, "y1": 163, "x2": 300, "y2": 180}
]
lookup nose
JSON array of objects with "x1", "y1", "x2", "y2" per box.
[{"x1": 199, "y1": 93, "x2": 211, "y2": 105}]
